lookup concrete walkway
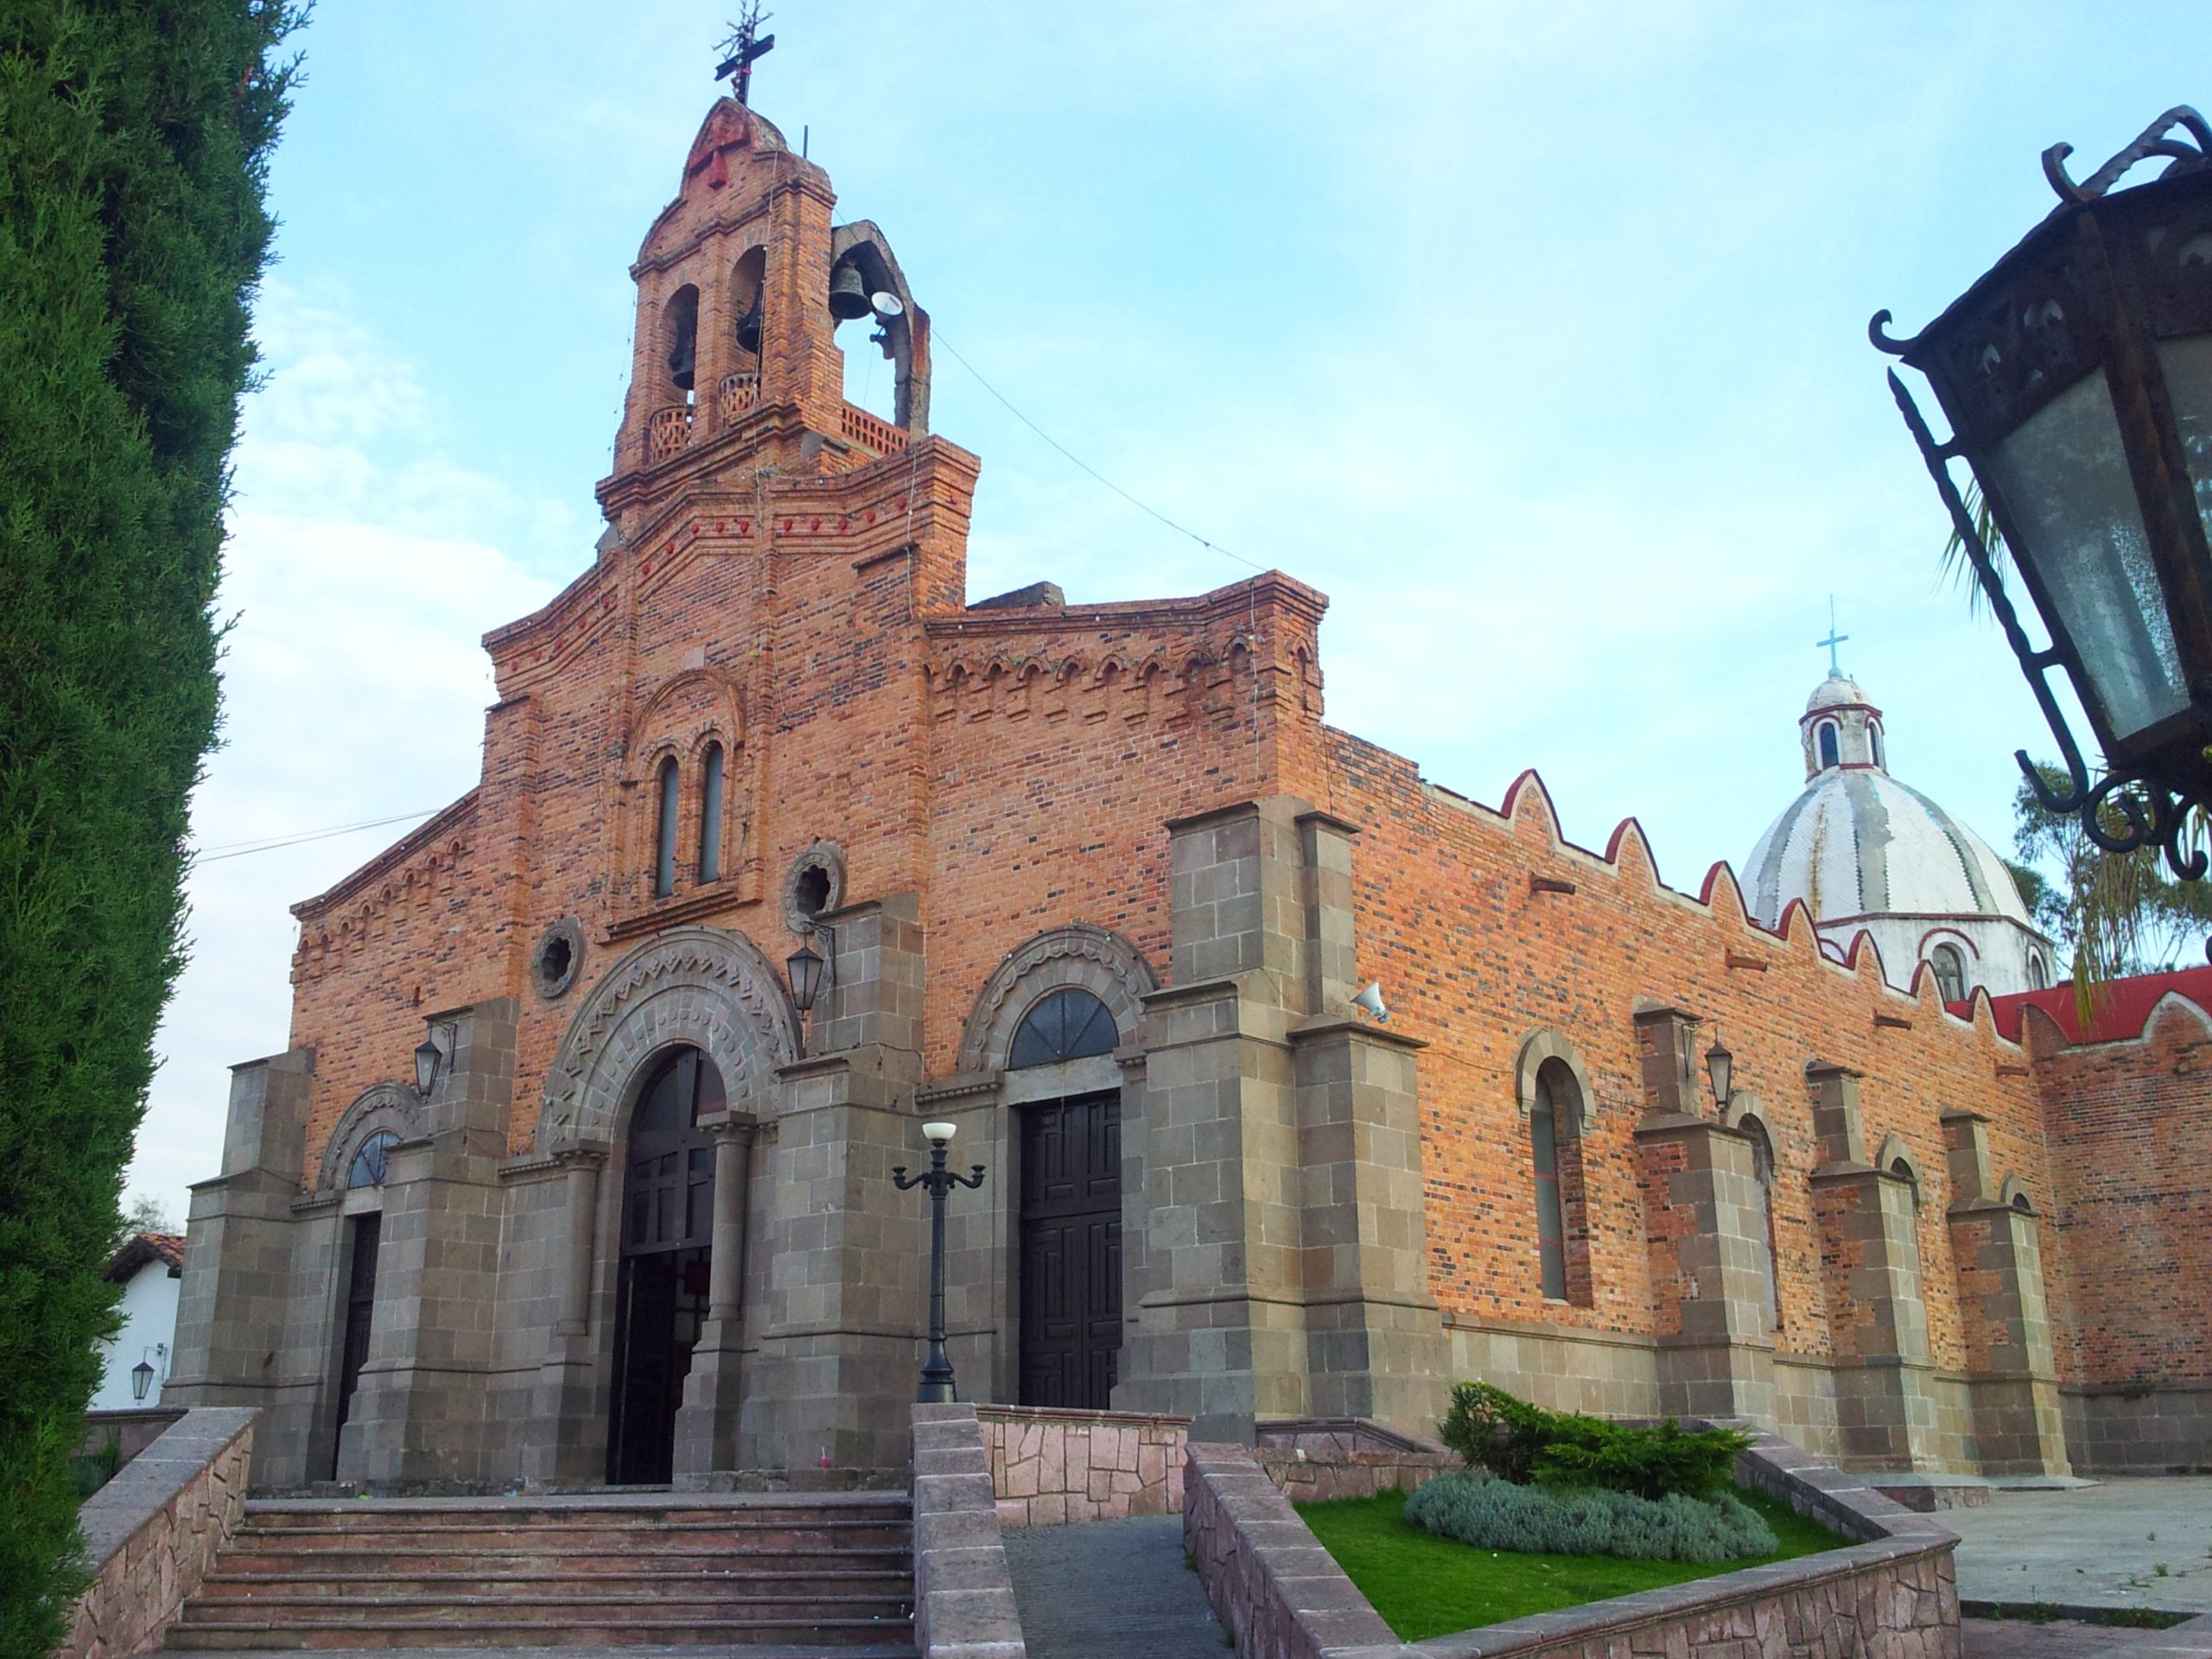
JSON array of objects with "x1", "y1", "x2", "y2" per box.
[
  {"x1": 1948, "y1": 1477, "x2": 2212, "y2": 1617},
  {"x1": 1001, "y1": 1514, "x2": 1228, "y2": 1659}
]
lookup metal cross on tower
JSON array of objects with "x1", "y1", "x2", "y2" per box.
[
  {"x1": 1817, "y1": 596, "x2": 1850, "y2": 677},
  {"x1": 715, "y1": 4, "x2": 776, "y2": 107}
]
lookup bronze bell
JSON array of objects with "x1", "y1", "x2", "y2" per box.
[
  {"x1": 735, "y1": 304, "x2": 763, "y2": 356},
  {"x1": 828, "y1": 263, "x2": 871, "y2": 321}
]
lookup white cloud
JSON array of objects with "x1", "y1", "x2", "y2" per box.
[{"x1": 131, "y1": 286, "x2": 561, "y2": 1224}]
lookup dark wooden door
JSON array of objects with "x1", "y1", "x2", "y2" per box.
[
  {"x1": 330, "y1": 1213, "x2": 381, "y2": 1478},
  {"x1": 1019, "y1": 1091, "x2": 1122, "y2": 1409},
  {"x1": 607, "y1": 1046, "x2": 720, "y2": 1485}
]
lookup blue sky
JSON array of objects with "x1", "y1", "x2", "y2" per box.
[{"x1": 132, "y1": 1, "x2": 2212, "y2": 1220}]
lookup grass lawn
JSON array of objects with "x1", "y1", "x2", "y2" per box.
[{"x1": 1294, "y1": 1485, "x2": 1845, "y2": 1642}]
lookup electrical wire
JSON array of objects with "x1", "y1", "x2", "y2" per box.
[
  {"x1": 932, "y1": 328, "x2": 1268, "y2": 575},
  {"x1": 194, "y1": 809, "x2": 442, "y2": 863}
]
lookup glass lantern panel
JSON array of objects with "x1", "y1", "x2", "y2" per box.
[
  {"x1": 2158, "y1": 333, "x2": 2212, "y2": 551},
  {"x1": 1984, "y1": 368, "x2": 2189, "y2": 745}
]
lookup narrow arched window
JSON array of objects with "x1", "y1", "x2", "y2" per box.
[
  {"x1": 2028, "y1": 951, "x2": 2050, "y2": 990},
  {"x1": 1746, "y1": 1120, "x2": 1782, "y2": 1330},
  {"x1": 653, "y1": 756, "x2": 680, "y2": 899},
  {"x1": 1816, "y1": 721, "x2": 1840, "y2": 769},
  {"x1": 1009, "y1": 988, "x2": 1118, "y2": 1068},
  {"x1": 664, "y1": 284, "x2": 700, "y2": 397},
  {"x1": 1528, "y1": 1059, "x2": 1591, "y2": 1306},
  {"x1": 1530, "y1": 1091, "x2": 1567, "y2": 1301},
  {"x1": 697, "y1": 742, "x2": 725, "y2": 882},
  {"x1": 349, "y1": 1129, "x2": 399, "y2": 1189},
  {"x1": 1868, "y1": 721, "x2": 1885, "y2": 768},
  {"x1": 1929, "y1": 943, "x2": 1967, "y2": 1002}
]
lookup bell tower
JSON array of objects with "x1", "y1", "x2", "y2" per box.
[{"x1": 598, "y1": 96, "x2": 935, "y2": 520}]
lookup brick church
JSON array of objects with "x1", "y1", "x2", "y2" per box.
[{"x1": 170, "y1": 93, "x2": 2211, "y2": 1491}]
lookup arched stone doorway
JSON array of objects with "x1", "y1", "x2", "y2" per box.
[
  {"x1": 607, "y1": 1045, "x2": 725, "y2": 1484},
  {"x1": 1009, "y1": 987, "x2": 1123, "y2": 1409}
]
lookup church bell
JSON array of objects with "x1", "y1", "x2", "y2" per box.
[
  {"x1": 828, "y1": 263, "x2": 871, "y2": 321},
  {"x1": 735, "y1": 304, "x2": 763, "y2": 357}
]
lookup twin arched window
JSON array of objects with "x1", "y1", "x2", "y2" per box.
[{"x1": 652, "y1": 741, "x2": 728, "y2": 899}]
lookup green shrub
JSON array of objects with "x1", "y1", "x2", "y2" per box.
[
  {"x1": 1405, "y1": 1471, "x2": 1778, "y2": 1564},
  {"x1": 1437, "y1": 1382, "x2": 1754, "y2": 1501}
]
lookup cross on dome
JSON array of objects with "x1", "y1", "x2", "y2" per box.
[{"x1": 1816, "y1": 595, "x2": 1849, "y2": 679}]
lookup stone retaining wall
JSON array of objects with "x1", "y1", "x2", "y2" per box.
[
  {"x1": 81, "y1": 1408, "x2": 189, "y2": 1471},
  {"x1": 60, "y1": 1407, "x2": 257, "y2": 1659},
  {"x1": 912, "y1": 1402, "x2": 1027, "y2": 1659},
  {"x1": 975, "y1": 1403, "x2": 1189, "y2": 1528},
  {"x1": 1184, "y1": 1424, "x2": 1967, "y2": 1659}
]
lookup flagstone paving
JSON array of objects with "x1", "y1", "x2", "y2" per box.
[
  {"x1": 1948, "y1": 1478, "x2": 2212, "y2": 1617},
  {"x1": 1001, "y1": 1514, "x2": 1228, "y2": 1658}
]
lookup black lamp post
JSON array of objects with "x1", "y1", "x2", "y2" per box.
[
  {"x1": 892, "y1": 1120, "x2": 985, "y2": 1404},
  {"x1": 1875, "y1": 105, "x2": 2212, "y2": 879}
]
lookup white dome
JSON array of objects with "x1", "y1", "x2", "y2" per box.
[
  {"x1": 1744, "y1": 767, "x2": 2031, "y2": 928},
  {"x1": 1805, "y1": 674, "x2": 1869, "y2": 715}
]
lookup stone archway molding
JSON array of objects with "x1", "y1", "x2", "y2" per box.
[
  {"x1": 1512, "y1": 1029, "x2": 1595, "y2": 1132},
  {"x1": 318, "y1": 1082, "x2": 422, "y2": 1192},
  {"x1": 537, "y1": 925, "x2": 800, "y2": 1150},
  {"x1": 957, "y1": 923, "x2": 1160, "y2": 1075}
]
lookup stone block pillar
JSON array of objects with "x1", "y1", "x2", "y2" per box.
[
  {"x1": 1293, "y1": 1016, "x2": 1447, "y2": 1427},
  {"x1": 1122, "y1": 798, "x2": 1446, "y2": 1441},
  {"x1": 340, "y1": 1000, "x2": 516, "y2": 1487},
  {"x1": 1943, "y1": 1111, "x2": 2069, "y2": 1475},
  {"x1": 740, "y1": 889, "x2": 930, "y2": 1473},
  {"x1": 166, "y1": 1047, "x2": 318, "y2": 1484},
  {"x1": 1634, "y1": 1007, "x2": 1773, "y2": 1423},
  {"x1": 675, "y1": 1111, "x2": 759, "y2": 1481},
  {"x1": 522, "y1": 1141, "x2": 610, "y2": 1486},
  {"x1": 1805, "y1": 1064, "x2": 1942, "y2": 1471}
]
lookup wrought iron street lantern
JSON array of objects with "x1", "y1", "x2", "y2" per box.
[
  {"x1": 892, "y1": 1121, "x2": 986, "y2": 1404},
  {"x1": 1704, "y1": 1033, "x2": 1734, "y2": 1112},
  {"x1": 785, "y1": 939, "x2": 829, "y2": 1014},
  {"x1": 1875, "y1": 106, "x2": 2212, "y2": 877},
  {"x1": 131, "y1": 1351, "x2": 156, "y2": 1402}
]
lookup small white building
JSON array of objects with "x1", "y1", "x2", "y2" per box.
[
  {"x1": 1744, "y1": 673, "x2": 2056, "y2": 1001},
  {"x1": 93, "y1": 1234, "x2": 183, "y2": 1410}
]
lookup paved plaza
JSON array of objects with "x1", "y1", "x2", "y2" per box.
[{"x1": 1948, "y1": 1478, "x2": 2212, "y2": 1618}]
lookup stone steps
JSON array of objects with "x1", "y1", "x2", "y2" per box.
[{"x1": 168, "y1": 1494, "x2": 917, "y2": 1651}]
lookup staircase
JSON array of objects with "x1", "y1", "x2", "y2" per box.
[{"x1": 167, "y1": 1491, "x2": 917, "y2": 1654}]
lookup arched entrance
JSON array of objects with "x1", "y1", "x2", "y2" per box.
[
  {"x1": 1011, "y1": 988, "x2": 1122, "y2": 1409},
  {"x1": 607, "y1": 1045, "x2": 724, "y2": 1484}
]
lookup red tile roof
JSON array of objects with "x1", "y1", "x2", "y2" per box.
[
  {"x1": 1953, "y1": 963, "x2": 2212, "y2": 1046},
  {"x1": 105, "y1": 1232, "x2": 186, "y2": 1281}
]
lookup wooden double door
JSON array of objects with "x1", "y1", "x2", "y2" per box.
[{"x1": 1019, "y1": 1091, "x2": 1123, "y2": 1410}]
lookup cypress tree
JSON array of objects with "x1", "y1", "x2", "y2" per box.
[{"x1": 0, "y1": 3, "x2": 302, "y2": 1651}]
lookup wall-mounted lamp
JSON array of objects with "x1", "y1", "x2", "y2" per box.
[
  {"x1": 785, "y1": 929, "x2": 834, "y2": 1014},
  {"x1": 130, "y1": 1350, "x2": 156, "y2": 1402},
  {"x1": 1704, "y1": 1033, "x2": 1734, "y2": 1112},
  {"x1": 414, "y1": 1021, "x2": 457, "y2": 1098}
]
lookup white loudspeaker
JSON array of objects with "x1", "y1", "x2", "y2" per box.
[{"x1": 1352, "y1": 981, "x2": 1389, "y2": 1023}]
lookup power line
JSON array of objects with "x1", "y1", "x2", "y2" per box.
[
  {"x1": 932, "y1": 328, "x2": 1268, "y2": 575},
  {"x1": 194, "y1": 809, "x2": 442, "y2": 863}
]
